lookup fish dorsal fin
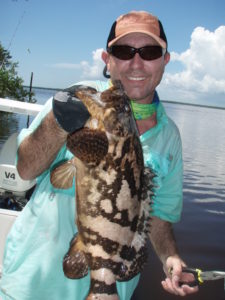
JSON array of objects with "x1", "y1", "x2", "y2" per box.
[{"x1": 50, "y1": 159, "x2": 76, "y2": 189}]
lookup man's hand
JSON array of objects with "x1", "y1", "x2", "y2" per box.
[
  {"x1": 161, "y1": 255, "x2": 199, "y2": 296},
  {"x1": 53, "y1": 86, "x2": 92, "y2": 133},
  {"x1": 149, "y1": 217, "x2": 199, "y2": 296}
]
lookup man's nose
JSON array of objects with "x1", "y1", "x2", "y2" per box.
[{"x1": 129, "y1": 52, "x2": 145, "y2": 68}]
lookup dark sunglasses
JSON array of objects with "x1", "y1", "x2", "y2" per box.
[{"x1": 107, "y1": 45, "x2": 166, "y2": 61}]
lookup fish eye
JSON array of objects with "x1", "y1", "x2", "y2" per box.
[{"x1": 124, "y1": 104, "x2": 130, "y2": 112}]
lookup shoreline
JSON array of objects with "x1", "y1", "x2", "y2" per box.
[{"x1": 23, "y1": 86, "x2": 225, "y2": 111}]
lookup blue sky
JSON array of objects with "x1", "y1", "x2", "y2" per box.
[{"x1": 1, "y1": 0, "x2": 225, "y2": 107}]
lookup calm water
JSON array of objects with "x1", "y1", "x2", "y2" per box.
[
  {"x1": 0, "y1": 89, "x2": 225, "y2": 299},
  {"x1": 132, "y1": 103, "x2": 225, "y2": 300}
]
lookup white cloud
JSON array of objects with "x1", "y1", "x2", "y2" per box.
[
  {"x1": 80, "y1": 48, "x2": 105, "y2": 79},
  {"x1": 51, "y1": 63, "x2": 80, "y2": 69},
  {"x1": 159, "y1": 26, "x2": 225, "y2": 106},
  {"x1": 50, "y1": 48, "x2": 105, "y2": 80}
]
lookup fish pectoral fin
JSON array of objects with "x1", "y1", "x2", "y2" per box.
[
  {"x1": 50, "y1": 159, "x2": 76, "y2": 189},
  {"x1": 68, "y1": 128, "x2": 108, "y2": 164},
  {"x1": 63, "y1": 233, "x2": 88, "y2": 279}
]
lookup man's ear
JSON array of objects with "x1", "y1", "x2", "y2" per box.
[
  {"x1": 102, "y1": 51, "x2": 111, "y2": 78},
  {"x1": 164, "y1": 51, "x2": 170, "y2": 65},
  {"x1": 101, "y1": 50, "x2": 109, "y2": 64}
]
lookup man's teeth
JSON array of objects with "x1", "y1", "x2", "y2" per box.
[{"x1": 128, "y1": 76, "x2": 145, "y2": 81}]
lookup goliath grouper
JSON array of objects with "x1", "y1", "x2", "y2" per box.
[{"x1": 50, "y1": 81, "x2": 154, "y2": 300}]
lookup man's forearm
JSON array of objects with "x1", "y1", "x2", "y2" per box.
[
  {"x1": 17, "y1": 111, "x2": 68, "y2": 180},
  {"x1": 149, "y1": 216, "x2": 179, "y2": 264}
]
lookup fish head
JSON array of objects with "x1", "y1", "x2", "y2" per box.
[
  {"x1": 73, "y1": 82, "x2": 138, "y2": 138},
  {"x1": 101, "y1": 80, "x2": 138, "y2": 137}
]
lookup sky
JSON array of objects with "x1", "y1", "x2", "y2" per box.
[{"x1": 1, "y1": 0, "x2": 225, "y2": 108}]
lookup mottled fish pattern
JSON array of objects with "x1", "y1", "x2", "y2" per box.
[{"x1": 50, "y1": 82, "x2": 154, "y2": 300}]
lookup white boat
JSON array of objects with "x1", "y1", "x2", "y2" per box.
[{"x1": 0, "y1": 97, "x2": 43, "y2": 278}]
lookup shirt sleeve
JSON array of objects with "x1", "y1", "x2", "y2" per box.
[
  {"x1": 17, "y1": 97, "x2": 53, "y2": 147},
  {"x1": 151, "y1": 122, "x2": 183, "y2": 223}
]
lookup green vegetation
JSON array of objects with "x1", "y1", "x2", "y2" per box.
[{"x1": 0, "y1": 42, "x2": 34, "y2": 101}]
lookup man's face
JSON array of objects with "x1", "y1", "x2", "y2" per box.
[{"x1": 102, "y1": 33, "x2": 170, "y2": 104}]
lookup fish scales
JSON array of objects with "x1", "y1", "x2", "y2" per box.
[{"x1": 50, "y1": 81, "x2": 154, "y2": 300}]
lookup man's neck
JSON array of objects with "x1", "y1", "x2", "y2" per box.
[{"x1": 136, "y1": 112, "x2": 157, "y2": 135}]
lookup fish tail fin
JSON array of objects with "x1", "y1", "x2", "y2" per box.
[
  {"x1": 63, "y1": 233, "x2": 88, "y2": 279},
  {"x1": 86, "y1": 290, "x2": 119, "y2": 300},
  {"x1": 86, "y1": 269, "x2": 119, "y2": 300},
  {"x1": 50, "y1": 159, "x2": 76, "y2": 189}
]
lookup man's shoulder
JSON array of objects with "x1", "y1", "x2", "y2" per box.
[
  {"x1": 157, "y1": 102, "x2": 180, "y2": 137},
  {"x1": 158, "y1": 106, "x2": 181, "y2": 145},
  {"x1": 167, "y1": 116, "x2": 180, "y2": 135}
]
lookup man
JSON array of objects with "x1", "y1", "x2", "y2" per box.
[{"x1": 0, "y1": 11, "x2": 198, "y2": 299}]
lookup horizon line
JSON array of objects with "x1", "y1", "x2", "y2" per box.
[{"x1": 23, "y1": 85, "x2": 225, "y2": 111}]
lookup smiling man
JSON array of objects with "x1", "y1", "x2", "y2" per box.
[
  {"x1": 101, "y1": 11, "x2": 198, "y2": 297},
  {"x1": 0, "y1": 10, "x2": 199, "y2": 300}
]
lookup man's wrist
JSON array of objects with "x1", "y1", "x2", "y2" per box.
[{"x1": 47, "y1": 111, "x2": 68, "y2": 140}]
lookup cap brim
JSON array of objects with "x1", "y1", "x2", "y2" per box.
[{"x1": 108, "y1": 30, "x2": 167, "y2": 49}]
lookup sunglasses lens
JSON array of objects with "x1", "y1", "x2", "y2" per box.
[
  {"x1": 140, "y1": 46, "x2": 163, "y2": 60},
  {"x1": 109, "y1": 46, "x2": 134, "y2": 60},
  {"x1": 108, "y1": 45, "x2": 164, "y2": 61}
]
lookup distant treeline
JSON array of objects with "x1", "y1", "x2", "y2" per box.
[
  {"x1": 23, "y1": 86, "x2": 61, "y2": 91},
  {"x1": 162, "y1": 99, "x2": 225, "y2": 110},
  {"x1": 23, "y1": 86, "x2": 225, "y2": 110}
]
